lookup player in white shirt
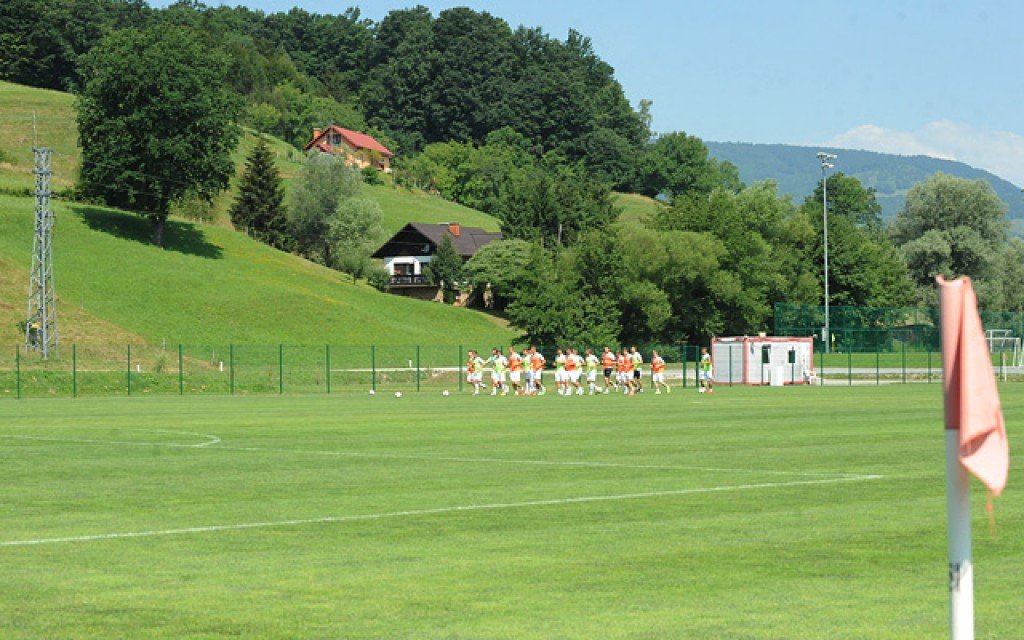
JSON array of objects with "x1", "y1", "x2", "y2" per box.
[
  {"x1": 584, "y1": 348, "x2": 600, "y2": 395},
  {"x1": 554, "y1": 348, "x2": 568, "y2": 395},
  {"x1": 565, "y1": 348, "x2": 584, "y2": 396}
]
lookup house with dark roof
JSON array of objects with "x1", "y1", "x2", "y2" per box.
[
  {"x1": 303, "y1": 124, "x2": 394, "y2": 172},
  {"x1": 371, "y1": 222, "x2": 503, "y2": 299}
]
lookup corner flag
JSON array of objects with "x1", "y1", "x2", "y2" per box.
[
  {"x1": 938, "y1": 275, "x2": 1009, "y2": 496},
  {"x1": 937, "y1": 275, "x2": 1010, "y2": 640}
]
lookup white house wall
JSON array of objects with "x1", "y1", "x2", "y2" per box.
[{"x1": 384, "y1": 255, "x2": 432, "y2": 276}]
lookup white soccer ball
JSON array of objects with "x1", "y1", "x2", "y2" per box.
[
  {"x1": 394, "y1": 391, "x2": 403, "y2": 398},
  {"x1": 442, "y1": 389, "x2": 450, "y2": 396},
  {"x1": 368, "y1": 389, "x2": 376, "y2": 396}
]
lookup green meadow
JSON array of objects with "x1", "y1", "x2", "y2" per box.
[
  {"x1": 0, "y1": 384, "x2": 1020, "y2": 639},
  {"x1": 0, "y1": 194, "x2": 512, "y2": 348}
]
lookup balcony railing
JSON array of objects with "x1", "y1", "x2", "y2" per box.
[{"x1": 388, "y1": 275, "x2": 430, "y2": 286}]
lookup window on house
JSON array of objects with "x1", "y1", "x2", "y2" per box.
[
  {"x1": 393, "y1": 263, "x2": 414, "y2": 276},
  {"x1": 331, "y1": 134, "x2": 342, "y2": 145}
]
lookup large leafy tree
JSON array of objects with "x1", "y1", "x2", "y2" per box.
[
  {"x1": 805, "y1": 171, "x2": 884, "y2": 229},
  {"x1": 230, "y1": 138, "x2": 289, "y2": 250},
  {"x1": 287, "y1": 152, "x2": 362, "y2": 268},
  {"x1": 890, "y1": 173, "x2": 1008, "y2": 302},
  {"x1": 330, "y1": 196, "x2": 384, "y2": 282},
  {"x1": 633, "y1": 131, "x2": 742, "y2": 199},
  {"x1": 76, "y1": 24, "x2": 241, "y2": 246},
  {"x1": 797, "y1": 174, "x2": 912, "y2": 308}
]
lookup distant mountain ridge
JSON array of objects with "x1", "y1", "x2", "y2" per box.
[{"x1": 706, "y1": 142, "x2": 1024, "y2": 221}]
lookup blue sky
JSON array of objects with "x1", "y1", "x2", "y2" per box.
[{"x1": 153, "y1": 0, "x2": 1024, "y2": 186}]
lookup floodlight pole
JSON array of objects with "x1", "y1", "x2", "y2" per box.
[{"x1": 817, "y1": 152, "x2": 836, "y2": 353}]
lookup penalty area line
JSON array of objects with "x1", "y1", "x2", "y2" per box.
[{"x1": 0, "y1": 474, "x2": 882, "y2": 548}]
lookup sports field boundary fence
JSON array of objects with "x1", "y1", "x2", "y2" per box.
[
  {"x1": 1, "y1": 344, "x2": 715, "y2": 400},
  {"x1": 5, "y1": 341, "x2": 1022, "y2": 400}
]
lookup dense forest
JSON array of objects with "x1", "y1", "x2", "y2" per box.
[
  {"x1": 3, "y1": 0, "x2": 1022, "y2": 346},
  {"x1": 0, "y1": 0, "x2": 651, "y2": 187}
]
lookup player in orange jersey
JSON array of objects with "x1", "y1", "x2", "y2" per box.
[
  {"x1": 601, "y1": 346, "x2": 616, "y2": 393},
  {"x1": 621, "y1": 347, "x2": 636, "y2": 396},
  {"x1": 651, "y1": 350, "x2": 670, "y2": 394},
  {"x1": 529, "y1": 346, "x2": 546, "y2": 395},
  {"x1": 507, "y1": 346, "x2": 524, "y2": 396}
]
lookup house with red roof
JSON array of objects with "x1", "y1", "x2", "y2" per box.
[{"x1": 303, "y1": 124, "x2": 394, "y2": 172}]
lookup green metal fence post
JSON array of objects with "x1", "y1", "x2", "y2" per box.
[
  {"x1": 229, "y1": 344, "x2": 235, "y2": 395},
  {"x1": 15, "y1": 346, "x2": 21, "y2": 400},
  {"x1": 729, "y1": 344, "x2": 733, "y2": 387},
  {"x1": 927, "y1": 347, "x2": 932, "y2": 384},
  {"x1": 326, "y1": 344, "x2": 331, "y2": 394},
  {"x1": 847, "y1": 333, "x2": 852, "y2": 386},
  {"x1": 72, "y1": 344, "x2": 77, "y2": 398},
  {"x1": 682, "y1": 346, "x2": 688, "y2": 389},
  {"x1": 458, "y1": 345, "x2": 463, "y2": 392},
  {"x1": 416, "y1": 345, "x2": 421, "y2": 392},
  {"x1": 694, "y1": 346, "x2": 700, "y2": 388},
  {"x1": 875, "y1": 333, "x2": 880, "y2": 385},
  {"x1": 279, "y1": 344, "x2": 284, "y2": 394},
  {"x1": 818, "y1": 343, "x2": 823, "y2": 386},
  {"x1": 127, "y1": 344, "x2": 132, "y2": 396},
  {"x1": 902, "y1": 340, "x2": 907, "y2": 384},
  {"x1": 371, "y1": 345, "x2": 377, "y2": 392},
  {"x1": 178, "y1": 344, "x2": 183, "y2": 395}
]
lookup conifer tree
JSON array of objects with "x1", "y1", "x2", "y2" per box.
[{"x1": 231, "y1": 138, "x2": 289, "y2": 250}]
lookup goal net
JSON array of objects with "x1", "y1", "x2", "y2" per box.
[{"x1": 986, "y1": 330, "x2": 1022, "y2": 367}]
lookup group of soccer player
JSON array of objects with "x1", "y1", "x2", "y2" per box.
[{"x1": 465, "y1": 346, "x2": 677, "y2": 397}]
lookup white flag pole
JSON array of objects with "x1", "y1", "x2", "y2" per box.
[
  {"x1": 939, "y1": 276, "x2": 974, "y2": 640},
  {"x1": 945, "y1": 428, "x2": 974, "y2": 640}
]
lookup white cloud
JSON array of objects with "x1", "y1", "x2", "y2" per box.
[{"x1": 828, "y1": 121, "x2": 1024, "y2": 188}]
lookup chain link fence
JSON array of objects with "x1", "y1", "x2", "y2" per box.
[{"x1": 1, "y1": 344, "x2": 712, "y2": 400}]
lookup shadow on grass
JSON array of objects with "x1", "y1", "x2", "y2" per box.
[{"x1": 73, "y1": 206, "x2": 223, "y2": 259}]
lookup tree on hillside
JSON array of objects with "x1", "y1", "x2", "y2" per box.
[
  {"x1": 287, "y1": 152, "x2": 363, "y2": 268},
  {"x1": 230, "y1": 138, "x2": 290, "y2": 250},
  {"x1": 330, "y1": 196, "x2": 384, "y2": 282},
  {"x1": 425, "y1": 235, "x2": 464, "y2": 303},
  {"x1": 463, "y1": 239, "x2": 536, "y2": 310},
  {"x1": 498, "y1": 167, "x2": 618, "y2": 248},
  {"x1": 633, "y1": 132, "x2": 742, "y2": 199},
  {"x1": 76, "y1": 24, "x2": 241, "y2": 246},
  {"x1": 890, "y1": 173, "x2": 1008, "y2": 302}
]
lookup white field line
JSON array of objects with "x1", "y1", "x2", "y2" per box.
[
  {"x1": 0, "y1": 433, "x2": 867, "y2": 478},
  {"x1": 0, "y1": 474, "x2": 882, "y2": 548}
]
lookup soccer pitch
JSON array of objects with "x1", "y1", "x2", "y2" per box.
[{"x1": 1, "y1": 386, "x2": 1020, "y2": 638}]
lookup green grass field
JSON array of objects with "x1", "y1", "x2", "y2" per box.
[{"x1": 1, "y1": 385, "x2": 1020, "y2": 638}]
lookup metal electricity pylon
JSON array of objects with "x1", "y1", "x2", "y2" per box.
[{"x1": 26, "y1": 145, "x2": 58, "y2": 359}]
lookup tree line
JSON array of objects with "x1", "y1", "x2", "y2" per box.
[
  {"x1": 1, "y1": 0, "x2": 648, "y2": 183},
  {"x1": 8, "y1": 0, "x2": 1021, "y2": 347}
]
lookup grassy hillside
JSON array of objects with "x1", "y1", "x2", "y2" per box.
[
  {"x1": 0, "y1": 80, "x2": 500, "y2": 235},
  {"x1": 0, "y1": 194, "x2": 513, "y2": 347},
  {"x1": 0, "y1": 82, "x2": 79, "y2": 192},
  {"x1": 613, "y1": 192, "x2": 666, "y2": 224}
]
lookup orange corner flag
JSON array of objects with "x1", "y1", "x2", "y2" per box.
[{"x1": 937, "y1": 276, "x2": 1009, "y2": 496}]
